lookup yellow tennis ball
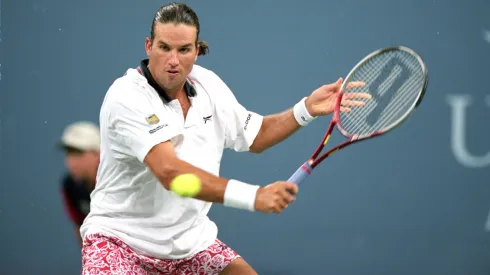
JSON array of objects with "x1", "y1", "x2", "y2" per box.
[{"x1": 170, "y1": 173, "x2": 201, "y2": 197}]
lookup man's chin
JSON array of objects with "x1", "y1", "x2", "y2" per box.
[{"x1": 161, "y1": 78, "x2": 184, "y2": 90}]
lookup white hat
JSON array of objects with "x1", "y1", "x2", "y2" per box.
[{"x1": 60, "y1": 121, "x2": 100, "y2": 152}]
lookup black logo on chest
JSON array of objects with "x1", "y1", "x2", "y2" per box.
[{"x1": 203, "y1": 115, "x2": 212, "y2": 124}]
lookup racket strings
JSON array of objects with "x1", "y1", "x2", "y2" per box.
[
  {"x1": 359, "y1": 72, "x2": 421, "y2": 133},
  {"x1": 339, "y1": 51, "x2": 424, "y2": 136},
  {"x1": 344, "y1": 73, "x2": 418, "y2": 133}
]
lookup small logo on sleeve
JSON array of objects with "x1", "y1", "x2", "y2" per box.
[
  {"x1": 244, "y1": 113, "x2": 251, "y2": 130},
  {"x1": 146, "y1": 114, "x2": 160, "y2": 125},
  {"x1": 203, "y1": 115, "x2": 212, "y2": 124}
]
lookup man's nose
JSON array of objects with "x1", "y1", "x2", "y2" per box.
[{"x1": 168, "y1": 51, "x2": 179, "y2": 66}]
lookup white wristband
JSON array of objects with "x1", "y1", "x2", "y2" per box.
[
  {"x1": 293, "y1": 97, "x2": 316, "y2": 126},
  {"x1": 223, "y1": 179, "x2": 260, "y2": 211}
]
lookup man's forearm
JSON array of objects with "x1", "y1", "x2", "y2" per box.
[
  {"x1": 162, "y1": 158, "x2": 230, "y2": 203},
  {"x1": 145, "y1": 143, "x2": 260, "y2": 211},
  {"x1": 250, "y1": 97, "x2": 316, "y2": 153},
  {"x1": 152, "y1": 156, "x2": 259, "y2": 211},
  {"x1": 249, "y1": 108, "x2": 301, "y2": 153}
]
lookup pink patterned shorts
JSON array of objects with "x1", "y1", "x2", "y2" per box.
[{"x1": 81, "y1": 233, "x2": 240, "y2": 275}]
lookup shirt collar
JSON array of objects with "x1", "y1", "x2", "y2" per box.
[{"x1": 137, "y1": 59, "x2": 197, "y2": 102}]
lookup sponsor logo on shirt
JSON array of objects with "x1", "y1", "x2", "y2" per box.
[
  {"x1": 149, "y1": 124, "x2": 168, "y2": 134},
  {"x1": 244, "y1": 113, "x2": 252, "y2": 131},
  {"x1": 203, "y1": 115, "x2": 212, "y2": 124},
  {"x1": 146, "y1": 114, "x2": 160, "y2": 125}
]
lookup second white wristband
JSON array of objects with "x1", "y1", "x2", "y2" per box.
[
  {"x1": 293, "y1": 97, "x2": 316, "y2": 126},
  {"x1": 223, "y1": 179, "x2": 260, "y2": 211}
]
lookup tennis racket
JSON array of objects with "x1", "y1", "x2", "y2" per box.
[{"x1": 287, "y1": 46, "x2": 428, "y2": 184}]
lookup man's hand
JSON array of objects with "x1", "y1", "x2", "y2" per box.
[
  {"x1": 254, "y1": 181, "x2": 298, "y2": 213},
  {"x1": 305, "y1": 78, "x2": 371, "y2": 116}
]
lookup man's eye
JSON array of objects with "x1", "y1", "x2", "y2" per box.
[{"x1": 180, "y1": 48, "x2": 189, "y2": 53}]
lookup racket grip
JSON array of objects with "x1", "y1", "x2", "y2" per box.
[{"x1": 287, "y1": 162, "x2": 312, "y2": 185}]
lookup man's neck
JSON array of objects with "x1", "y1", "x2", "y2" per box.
[
  {"x1": 161, "y1": 84, "x2": 186, "y2": 100},
  {"x1": 140, "y1": 59, "x2": 196, "y2": 102}
]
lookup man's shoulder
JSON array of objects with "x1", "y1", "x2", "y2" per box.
[
  {"x1": 189, "y1": 63, "x2": 212, "y2": 76},
  {"x1": 189, "y1": 64, "x2": 236, "y2": 102},
  {"x1": 188, "y1": 64, "x2": 223, "y2": 85},
  {"x1": 109, "y1": 68, "x2": 148, "y2": 95},
  {"x1": 102, "y1": 68, "x2": 152, "y2": 109}
]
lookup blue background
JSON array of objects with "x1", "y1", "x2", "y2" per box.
[{"x1": 1, "y1": 0, "x2": 490, "y2": 274}]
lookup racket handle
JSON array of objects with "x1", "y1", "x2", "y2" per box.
[{"x1": 287, "y1": 162, "x2": 312, "y2": 185}]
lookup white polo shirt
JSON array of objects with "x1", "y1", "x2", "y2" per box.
[{"x1": 80, "y1": 61, "x2": 263, "y2": 260}]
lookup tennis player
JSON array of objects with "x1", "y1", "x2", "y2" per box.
[
  {"x1": 80, "y1": 3, "x2": 369, "y2": 274},
  {"x1": 58, "y1": 121, "x2": 100, "y2": 249}
]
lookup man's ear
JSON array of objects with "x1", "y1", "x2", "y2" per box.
[{"x1": 145, "y1": 37, "x2": 152, "y2": 56}]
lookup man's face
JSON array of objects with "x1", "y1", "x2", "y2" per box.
[
  {"x1": 145, "y1": 23, "x2": 199, "y2": 94},
  {"x1": 65, "y1": 150, "x2": 99, "y2": 181}
]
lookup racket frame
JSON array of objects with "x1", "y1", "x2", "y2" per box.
[{"x1": 287, "y1": 46, "x2": 428, "y2": 184}]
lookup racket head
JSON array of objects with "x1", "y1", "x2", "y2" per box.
[{"x1": 335, "y1": 46, "x2": 428, "y2": 139}]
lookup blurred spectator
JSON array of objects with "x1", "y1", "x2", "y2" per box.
[{"x1": 58, "y1": 121, "x2": 100, "y2": 248}]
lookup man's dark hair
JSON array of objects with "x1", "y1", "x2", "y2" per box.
[{"x1": 150, "y1": 2, "x2": 209, "y2": 56}]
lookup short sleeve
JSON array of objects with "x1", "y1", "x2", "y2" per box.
[
  {"x1": 224, "y1": 99, "x2": 263, "y2": 152},
  {"x1": 207, "y1": 72, "x2": 263, "y2": 152},
  {"x1": 106, "y1": 88, "x2": 183, "y2": 163}
]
